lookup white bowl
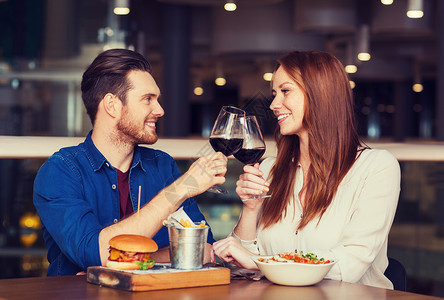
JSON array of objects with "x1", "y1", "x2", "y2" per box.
[{"x1": 252, "y1": 256, "x2": 336, "y2": 286}]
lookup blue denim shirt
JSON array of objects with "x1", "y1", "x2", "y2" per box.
[{"x1": 33, "y1": 131, "x2": 214, "y2": 276}]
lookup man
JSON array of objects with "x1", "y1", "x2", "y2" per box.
[{"x1": 33, "y1": 49, "x2": 227, "y2": 276}]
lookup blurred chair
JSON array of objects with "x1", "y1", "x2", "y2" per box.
[{"x1": 384, "y1": 257, "x2": 407, "y2": 291}]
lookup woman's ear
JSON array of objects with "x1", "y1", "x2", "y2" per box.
[{"x1": 101, "y1": 93, "x2": 121, "y2": 118}]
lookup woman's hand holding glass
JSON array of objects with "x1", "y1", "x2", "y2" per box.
[{"x1": 236, "y1": 163, "x2": 270, "y2": 207}]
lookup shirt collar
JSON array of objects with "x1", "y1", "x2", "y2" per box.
[
  {"x1": 83, "y1": 131, "x2": 109, "y2": 172},
  {"x1": 132, "y1": 146, "x2": 146, "y2": 173},
  {"x1": 84, "y1": 130, "x2": 146, "y2": 173}
]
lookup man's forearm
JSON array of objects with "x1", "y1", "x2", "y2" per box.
[
  {"x1": 97, "y1": 152, "x2": 227, "y2": 266},
  {"x1": 98, "y1": 181, "x2": 190, "y2": 266}
]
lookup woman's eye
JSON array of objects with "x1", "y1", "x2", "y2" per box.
[{"x1": 282, "y1": 89, "x2": 289, "y2": 94}]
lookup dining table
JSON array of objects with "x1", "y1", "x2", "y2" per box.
[{"x1": 0, "y1": 274, "x2": 442, "y2": 300}]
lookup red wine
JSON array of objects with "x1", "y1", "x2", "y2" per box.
[
  {"x1": 209, "y1": 138, "x2": 243, "y2": 156},
  {"x1": 233, "y1": 148, "x2": 266, "y2": 165}
]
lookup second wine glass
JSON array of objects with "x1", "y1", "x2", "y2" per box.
[
  {"x1": 233, "y1": 115, "x2": 266, "y2": 165},
  {"x1": 233, "y1": 115, "x2": 269, "y2": 201}
]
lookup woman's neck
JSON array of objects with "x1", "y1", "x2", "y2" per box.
[{"x1": 298, "y1": 134, "x2": 311, "y2": 171}]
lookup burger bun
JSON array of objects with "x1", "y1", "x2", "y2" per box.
[
  {"x1": 109, "y1": 234, "x2": 158, "y2": 253},
  {"x1": 106, "y1": 260, "x2": 141, "y2": 270}
]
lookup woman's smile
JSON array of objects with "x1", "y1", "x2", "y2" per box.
[{"x1": 277, "y1": 113, "x2": 291, "y2": 124}]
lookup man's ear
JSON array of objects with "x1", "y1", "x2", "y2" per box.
[{"x1": 101, "y1": 93, "x2": 121, "y2": 118}]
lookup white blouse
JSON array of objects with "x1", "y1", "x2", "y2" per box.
[{"x1": 234, "y1": 149, "x2": 401, "y2": 289}]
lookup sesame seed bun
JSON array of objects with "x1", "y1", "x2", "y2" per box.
[{"x1": 109, "y1": 234, "x2": 158, "y2": 253}]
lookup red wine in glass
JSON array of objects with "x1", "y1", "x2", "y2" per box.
[
  {"x1": 209, "y1": 137, "x2": 243, "y2": 157},
  {"x1": 233, "y1": 115, "x2": 266, "y2": 165},
  {"x1": 233, "y1": 147, "x2": 265, "y2": 165},
  {"x1": 234, "y1": 115, "x2": 269, "y2": 201}
]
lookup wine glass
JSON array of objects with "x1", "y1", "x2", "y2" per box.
[
  {"x1": 208, "y1": 106, "x2": 245, "y2": 194},
  {"x1": 233, "y1": 115, "x2": 269, "y2": 201},
  {"x1": 233, "y1": 116, "x2": 266, "y2": 165}
]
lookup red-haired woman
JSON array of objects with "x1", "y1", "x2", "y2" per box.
[{"x1": 213, "y1": 51, "x2": 401, "y2": 289}]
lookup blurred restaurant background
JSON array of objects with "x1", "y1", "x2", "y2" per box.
[{"x1": 0, "y1": 0, "x2": 443, "y2": 297}]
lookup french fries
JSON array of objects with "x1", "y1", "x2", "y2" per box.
[
  {"x1": 180, "y1": 219, "x2": 192, "y2": 228},
  {"x1": 179, "y1": 219, "x2": 207, "y2": 228}
]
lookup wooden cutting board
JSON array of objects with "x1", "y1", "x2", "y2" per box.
[{"x1": 87, "y1": 264, "x2": 230, "y2": 291}]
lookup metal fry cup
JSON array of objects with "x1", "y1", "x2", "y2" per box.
[{"x1": 168, "y1": 223, "x2": 209, "y2": 270}]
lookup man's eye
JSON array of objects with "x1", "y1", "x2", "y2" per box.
[{"x1": 282, "y1": 89, "x2": 289, "y2": 94}]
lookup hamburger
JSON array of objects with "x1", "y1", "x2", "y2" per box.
[{"x1": 106, "y1": 234, "x2": 158, "y2": 270}]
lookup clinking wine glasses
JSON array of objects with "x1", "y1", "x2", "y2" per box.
[{"x1": 208, "y1": 106, "x2": 246, "y2": 194}]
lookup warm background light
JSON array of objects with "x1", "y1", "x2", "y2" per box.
[
  {"x1": 215, "y1": 77, "x2": 226, "y2": 86},
  {"x1": 114, "y1": 0, "x2": 130, "y2": 15},
  {"x1": 345, "y1": 65, "x2": 357, "y2": 73},
  {"x1": 224, "y1": 2, "x2": 237, "y2": 12},
  {"x1": 349, "y1": 80, "x2": 356, "y2": 89},
  {"x1": 193, "y1": 86, "x2": 204, "y2": 95},
  {"x1": 412, "y1": 83, "x2": 423, "y2": 92},
  {"x1": 381, "y1": 0, "x2": 393, "y2": 4},
  {"x1": 407, "y1": 0, "x2": 424, "y2": 18},
  {"x1": 407, "y1": 10, "x2": 423, "y2": 18},
  {"x1": 263, "y1": 72, "x2": 273, "y2": 81},
  {"x1": 357, "y1": 53, "x2": 371, "y2": 61},
  {"x1": 356, "y1": 25, "x2": 371, "y2": 62},
  {"x1": 114, "y1": 7, "x2": 130, "y2": 15}
]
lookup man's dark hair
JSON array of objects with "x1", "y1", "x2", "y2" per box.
[{"x1": 81, "y1": 49, "x2": 152, "y2": 124}]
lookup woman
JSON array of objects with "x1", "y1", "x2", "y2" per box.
[{"x1": 213, "y1": 51, "x2": 401, "y2": 289}]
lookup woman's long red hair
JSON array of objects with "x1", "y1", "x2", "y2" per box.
[{"x1": 260, "y1": 51, "x2": 365, "y2": 230}]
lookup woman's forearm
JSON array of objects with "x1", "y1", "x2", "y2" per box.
[{"x1": 233, "y1": 206, "x2": 260, "y2": 241}]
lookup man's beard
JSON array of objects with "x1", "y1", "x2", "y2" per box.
[{"x1": 116, "y1": 110, "x2": 158, "y2": 145}]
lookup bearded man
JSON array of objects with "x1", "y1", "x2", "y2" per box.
[{"x1": 33, "y1": 49, "x2": 227, "y2": 276}]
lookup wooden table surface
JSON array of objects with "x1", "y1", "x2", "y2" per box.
[{"x1": 0, "y1": 275, "x2": 443, "y2": 300}]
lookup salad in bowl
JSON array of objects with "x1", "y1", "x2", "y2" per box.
[{"x1": 252, "y1": 251, "x2": 336, "y2": 286}]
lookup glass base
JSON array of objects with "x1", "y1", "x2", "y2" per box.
[
  {"x1": 206, "y1": 185, "x2": 228, "y2": 194},
  {"x1": 242, "y1": 194, "x2": 271, "y2": 202}
]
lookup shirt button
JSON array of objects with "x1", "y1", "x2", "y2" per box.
[
  {"x1": 295, "y1": 231, "x2": 298, "y2": 235},
  {"x1": 253, "y1": 241, "x2": 257, "y2": 245},
  {"x1": 112, "y1": 184, "x2": 116, "y2": 190},
  {"x1": 113, "y1": 219, "x2": 118, "y2": 224}
]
